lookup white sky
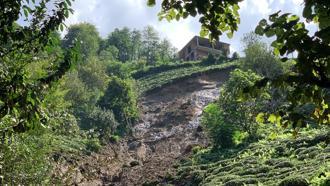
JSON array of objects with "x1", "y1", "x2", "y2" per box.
[{"x1": 63, "y1": 0, "x2": 316, "y2": 54}]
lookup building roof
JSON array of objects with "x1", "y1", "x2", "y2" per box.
[{"x1": 179, "y1": 36, "x2": 230, "y2": 53}]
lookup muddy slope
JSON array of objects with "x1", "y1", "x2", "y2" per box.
[{"x1": 57, "y1": 69, "x2": 231, "y2": 186}]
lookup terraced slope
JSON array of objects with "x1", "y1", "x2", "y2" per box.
[
  {"x1": 172, "y1": 131, "x2": 330, "y2": 186},
  {"x1": 135, "y1": 62, "x2": 237, "y2": 95}
]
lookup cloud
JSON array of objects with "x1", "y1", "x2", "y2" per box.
[{"x1": 240, "y1": 0, "x2": 272, "y2": 16}]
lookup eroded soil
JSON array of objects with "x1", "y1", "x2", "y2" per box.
[{"x1": 55, "y1": 69, "x2": 231, "y2": 185}]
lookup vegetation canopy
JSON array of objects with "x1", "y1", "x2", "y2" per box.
[{"x1": 0, "y1": 0, "x2": 76, "y2": 133}]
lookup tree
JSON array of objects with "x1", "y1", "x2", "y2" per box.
[
  {"x1": 142, "y1": 26, "x2": 160, "y2": 65},
  {"x1": 0, "y1": 0, "x2": 75, "y2": 133},
  {"x1": 62, "y1": 56, "x2": 110, "y2": 128},
  {"x1": 220, "y1": 69, "x2": 264, "y2": 136},
  {"x1": 231, "y1": 52, "x2": 240, "y2": 60},
  {"x1": 157, "y1": 38, "x2": 176, "y2": 63},
  {"x1": 254, "y1": 7, "x2": 330, "y2": 126},
  {"x1": 106, "y1": 27, "x2": 132, "y2": 62},
  {"x1": 99, "y1": 45, "x2": 119, "y2": 62},
  {"x1": 151, "y1": 0, "x2": 330, "y2": 127},
  {"x1": 130, "y1": 29, "x2": 143, "y2": 61},
  {"x1": 62, "y1": 23, "x2": 100, "y2": 61},
  {"x1": 241, "y1": 32, "x2": 284, "y2": 79}
]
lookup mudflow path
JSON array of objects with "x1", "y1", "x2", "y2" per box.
[{"x1": 61, "y1": 69, "x2": 231, "y2": 186}]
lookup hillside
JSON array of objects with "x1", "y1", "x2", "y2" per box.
[
  {"x1": 134, "y1": 61, "x2": 237, "y2": 95},
  {"x1": 3, "y1": 1, "x2": 330, "y2": 185},
  {"x1": 52, "y1": 64, "x2": 234, "y2": 185},
  {"x1": 52, "y1": 62, "x2": 330, "y2": 185}
]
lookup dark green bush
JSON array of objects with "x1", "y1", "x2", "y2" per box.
[
  {"x1": 107, "y1": 61, "x2": 131, "y2": 79},
  {"x1": 79, "y1": 106, "x2": 119, "y2": 142},
  {"x1": 241, "y1": 33, "x2": 284, "y2": 79},
  {"x1": 202, "y1": 54, "x2": 217, "y2": 65},
  {"x1": 85, "y1": 138, "x2": 102, "y2": 153},
  {"x1": 202, "y1": 103, "x2": 236, "y2": 149},
  {"x1": 98, "y1": 77, "x2": 138, "y2": 134},
  {"x1": 231, "y1": 52, "x2": 240, "y2": 60},
  {"x1": 218, "y1": 54, "x2": 227, "y2": 63}
]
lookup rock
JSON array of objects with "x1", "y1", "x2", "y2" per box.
[
  {"x1": 128, "y1": 141, "x2": 142, "y2": 150},
  {"x1": 196, "y1": 125, "x2": 203, "y2": 132},
  {"x1": 130, "y1": 160, "x2": 140, "y2": 167}
]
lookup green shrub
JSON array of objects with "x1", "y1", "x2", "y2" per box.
[
  {"x1": 48, "y1": 111, "x2": 80, "y2": 136},
  {"x1": 109, "y1": 135, "x2": 121, "y2": 143},
  {"x1": 202, "y1": 54, "x2": 217, "y2": 65},
  {"x1": 231, "y1": 52, "x2": 240, "y2": 60},
  {"x1": 218, "y1": 54, "x2": 227, "y2": 63},
  {"x1": 80, "y1": 106, "x2": 119, "y2": 142},
  {"x1": 85, "y1": 138, "x2": 102, "y2": 153},
  {"x1": 98, "y1": 76, "x2": 138, "y2": 134},
  {"x1": 233, "y1": 131, "x2": 249, "y2": 145},
  {"x1": 202, "y1": 103, "x2": 236, "y2": 149},
  {"x1": 241, "y1": 33, "x2": 284, "y2": 79},
  {"x1": 0, "y1": 131, "x2": 53, "y2": 185},
  {"x1": 219, "y1": 69, "x2": 265, "y2": 137},
  {"x1": 107, "y1": 61, "x2": 131, "y2": 79}
]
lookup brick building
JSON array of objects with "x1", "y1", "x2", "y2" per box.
[{"x1": 178, "y1": 36, "x2": 230, "y2": 61}]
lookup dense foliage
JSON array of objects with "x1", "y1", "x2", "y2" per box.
[
  {"x1": 201, "y1": 68, "x2": 264, "y2": 149},
  {"x1": 255, "y1": 9, "x2": 330, "y2": 127},
  {"x1": 100, "y1": 26, "x2": 177, "y2": 64},
  {"x1": 189, "y1": 29, "x2": 330, "y2": 185},
  {"x1": 202, "y1": 103, "x2": 236, "y2": 149},
  {"x1": 62, "y1": 23, "x2": 101, "y2": 61},
  {"x1": 98, "y1": 77, "x2": 138, "y2": 135},
  {"x1": 148, "y1": 0, "x2": 241, "y2": 39},
  {"x1": 240, "y1": 32, "x2": 284, "y2": 79},
  {"x1": 0, "y1": 0, "x2": 75, "y2": 133}
]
